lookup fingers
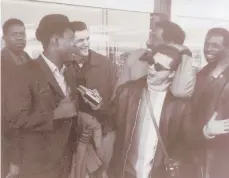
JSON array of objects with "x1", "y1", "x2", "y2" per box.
[
  {"x1": 221, "y1": 129, "x2": 229, "y2": 134},
  {"x1": 77, "y1": 87, "x2": 85, "y2": 95},
  {"x1": 222, "y1": 119, "x2": 229, "y2": 124},
  {"x1": 223, "y1": 124, "x2": 229, "y2": 131}
]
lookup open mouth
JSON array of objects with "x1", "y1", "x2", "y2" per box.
[
  {"x1": 81, "y1": 48, "x2": 88, "y2": 52},
  {"x1": 206, "y1": 54, "x2": 215, "y2": 59},
  {"x1": 15, "y1": 43, "x2": 25, "y2": 47}
]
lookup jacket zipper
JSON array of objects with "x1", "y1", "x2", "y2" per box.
[{"x1": 121, "y1": 99, "x2": 142, "y2": 178}]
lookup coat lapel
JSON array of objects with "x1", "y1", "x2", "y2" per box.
[
  {"x1": 159, "y1": 91, "x2": 173, "y2": 143},
  {"x1": 36, "y1": 55, "x2": 65, "y2": 98},
  {"x1": 64, "y1": 64, "x2": 78, "y2": 101}
]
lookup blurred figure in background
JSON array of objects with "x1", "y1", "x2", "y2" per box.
[
  {"x1": 116, "y1": 13, "x2": 168, "y2": 88},
  {"x1": 116, "y1": 13, "x2": 196, "y2": 99},
  {"x1": 1, "y1": 18, "x2": 31, "y2": 178}
]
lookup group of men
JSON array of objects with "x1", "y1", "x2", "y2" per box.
[{"x1": 1, "y1": 12, "x2": 229, "y2": 178}]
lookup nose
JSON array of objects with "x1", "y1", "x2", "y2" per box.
[
  {"x1": 83, "y1": 39, "x2": 89, "y2": 47},
  {"x1": 206, "y1": 44, "x2": 215, "y2": 52},
  {"x1": 148, "y1": 65, "x2": 156, "y2": 74},
  {"x1": 16, "y1": 34, "x2": 24, "y2": 41}
]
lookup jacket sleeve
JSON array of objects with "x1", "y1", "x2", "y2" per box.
[
  {"x1": 170, "y1": 54, "x2": 196, "y2": 98},
  {"x1": 5, "y1": 73, "x2": 54, "y2": 131}
]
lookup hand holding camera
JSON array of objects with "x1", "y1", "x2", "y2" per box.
[{"x1": 77, "y1": 85, "x2": 103, "y2": 110}]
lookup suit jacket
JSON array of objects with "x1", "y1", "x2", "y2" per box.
[
  {"x1": 109, "y1": 77, "x2": 195, "y2": 178},
  {"x1": 1, "y1": 47, "x2": 31, "y2": 177},
  {"x1": 1, "y1": 47, "x2": 30, "y2": 66},
  {"x1": 73, "y1": 50, "x2": 117, "y2": 131},
  {"x1": 4, "y1": 55, "x2": 79, "y2": 176},
  {"x1": 192, "y1": 61, "x2": 229, "y2": 178}
]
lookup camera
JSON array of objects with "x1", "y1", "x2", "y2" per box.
[{"x1": 77, "y1": 85, "x2": 102, "y2": 107}]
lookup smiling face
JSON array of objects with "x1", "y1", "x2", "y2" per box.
[
  {"x1": 73, "y1": 29, "x2": 90, "y2": 57},
  {"x1": 204, "y1": 34, "x2": 225, "y2": 63},
  {"x1": 147, "y1": 53, "x2": 175, "y2": 86},
  {"x1": 3, "y1": 24, "x2": 26, "y2": 53}
]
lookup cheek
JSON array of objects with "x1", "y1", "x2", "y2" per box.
[
  {"x1": 158, "y1": 72, "x2": 170, "y2": 80},
  {"x1": 5, "y1": 37, "x2": 15, "y2": 44},
  {"x1": 79, "y1": 42, "x2": 86, "y2": 49}
]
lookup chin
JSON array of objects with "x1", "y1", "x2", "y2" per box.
[
  {"x1": 147, "y1": 79, "x2": 157, "y2": 85},
  {"x1": 80, "y1": 51, "x2": 89, "y2": 57},
  {"x1": 206, "y1": 57, "x2": 217, "y2": 63}
]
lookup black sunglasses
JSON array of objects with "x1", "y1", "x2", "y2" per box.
[{"x1": 148, "y1": 59, "x2": 171, "y2": 72}]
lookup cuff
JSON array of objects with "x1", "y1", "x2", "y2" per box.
[{"x1": 203, "y1": 125, "x2": 216, "y2": 139}]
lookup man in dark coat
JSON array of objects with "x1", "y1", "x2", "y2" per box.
[
  {"x1": 1, "y1": 18, "x2": 31, "y2": 178},
  {"x1": 4, "y1": 14, "x2": 79, "y2": 178},
  {"x1": 192, "y1": 28, "x2": 229, "y2": 178},
  {"x1": 109, "y1": 44, "x2": 198, "y2": 178},
  {"x1": 69, "y1": 21, "x2": 117, "y2": 177}
]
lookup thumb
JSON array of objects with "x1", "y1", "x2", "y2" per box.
[{"x1": 210, "y1": 112, "x2": 218, "y2": 121}]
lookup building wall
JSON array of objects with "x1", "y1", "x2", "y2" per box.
[
  {"x1": 1, "y1": 0, "x2": 152, "y2": 59},
  {"x1": 171, "y1": 0, "x2": 229, "y2": 67}
]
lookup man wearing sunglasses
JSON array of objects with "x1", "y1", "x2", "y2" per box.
[
  {"x1": 115, "y1": 13, "x2": 195, "y2": 99},
  {"x1": 108, "y1": 44, "x2": 199, "y2": 178}
]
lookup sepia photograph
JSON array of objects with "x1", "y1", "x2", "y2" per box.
[{"x1": 1, "y1": 0, "x2": 229, "y2": 178}]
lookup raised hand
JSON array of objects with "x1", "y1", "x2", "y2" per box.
[{"x1": 205, "y1": 112, "x2": 229, "y2": 137}]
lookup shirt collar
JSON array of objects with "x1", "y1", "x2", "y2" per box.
[
  {"x1": 84, "y1": 50, "x2": 103, "y2": 67},
  {"x1": 211, "y1": 61, "x2": 229, "y2": 79},
  {"x1": 41, "y1": 53, "x2": 66, "y2": 74}
]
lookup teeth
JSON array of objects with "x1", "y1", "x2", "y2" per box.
[{"x1": 207, "y1": 54, "x2": 214, "y2": 58}]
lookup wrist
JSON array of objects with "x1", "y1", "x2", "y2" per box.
[{"x1": 203, "y1": 125, "x2": 216, "y2": 139}]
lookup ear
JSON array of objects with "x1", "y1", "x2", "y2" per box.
[
  {"x1": 50, "y1": 34, "x2": 58, "y2": 46},
  {"x1": 168, "y1": 71, "x2": 175, "y2": 79},
  {"x1": 2, "y1": 35, "x2": 6, "y2": 42}
]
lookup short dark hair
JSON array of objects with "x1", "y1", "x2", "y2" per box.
[
  {"x1": 156, "y1": 20, "x2": 185, "y2": 45},
  {"x1": 206, "y1": 28, "x2": 229, "y2": 47},
  {"x1": 36, "y1": 14, "x2": 73, "y2": 49},
  {"x1": 71, "y1": 21, "x2": 87, "y2": 32},
  {"x1": 150, "y1": 13, "x2": 169, "y2": 31},
  {"x1": 2, "y1": 18, "x2": 25, "y2": 35}
]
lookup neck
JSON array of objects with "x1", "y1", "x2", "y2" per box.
[
  {"x1": 43, "y1": 49, "x2": 63, "y2": 70},
  {"x1": 147, "y1": 82, "x2": 170, "y2": 92},
  {"x1": 7, "y1": 46, "x2": 23, "y2": 56},
  {"x1": 219, "y1": 51, "x2": 229, "y2": 64}
]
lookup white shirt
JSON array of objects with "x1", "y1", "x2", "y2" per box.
[
  {"x1": 127, "y1": 89, "x2": 167, "y2": 178},
  {"x1": 41, "y1": 53, "x2": 70, "y2": 96}
]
